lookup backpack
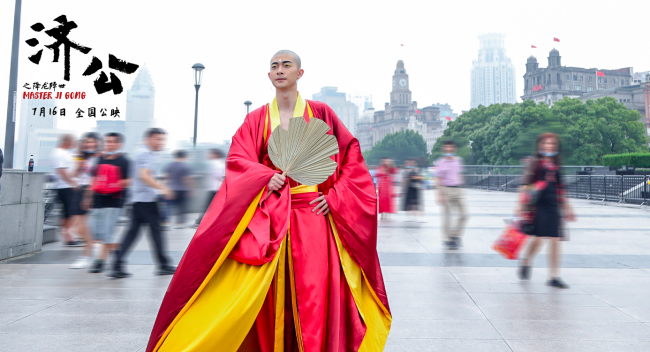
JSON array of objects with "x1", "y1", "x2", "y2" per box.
[{"x1": 93, "y1": 163, "x2": 122, "y2": 194}]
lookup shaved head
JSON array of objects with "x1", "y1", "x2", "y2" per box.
[{"x1": 271, "y1": 50, "x2": 301, "y2": 69}]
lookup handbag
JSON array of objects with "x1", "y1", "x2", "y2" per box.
[{"x1": 493, "y1": 225, "x2": 528, "y2": 260}]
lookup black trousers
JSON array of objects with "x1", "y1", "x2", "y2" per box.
[
  {"x1": 114, "y1": 202, "x2": 170, "y2": 269},
  {"x1": 170, "y1": 190, "x2": 188, "y2": 224}
]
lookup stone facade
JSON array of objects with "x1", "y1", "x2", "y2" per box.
[
  {"x1": 521, "y1": 49, "x2": 634, "y2": 106},
  {"x1": 0, "y1": 170, "x2": 45, "y2": 260},
  {"x1": 372, "y1": 61, "x2": 448, "y2": 152}
]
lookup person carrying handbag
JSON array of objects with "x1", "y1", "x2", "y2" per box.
[{"x1": 516, "y1": 133, "x2": 576, "y2": 289}]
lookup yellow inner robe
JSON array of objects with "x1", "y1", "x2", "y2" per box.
[{"x1": 156, "y1": 94, "x2": 391, "y2": 352}]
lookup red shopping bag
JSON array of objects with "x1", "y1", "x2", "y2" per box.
[{"x1": 493, "y1": 225, "x2": 528, "y2": 260}]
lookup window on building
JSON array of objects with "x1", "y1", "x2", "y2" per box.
[
  {"x1": 587, "y1": 86, "x2": 594, "y2": 92},
  {"x1": 613, "y1": 79, "x2": 616, "y2": 85},
  {"x1": 589, "y1": 76, "x2": 593, "y2": 83},
  {"x1": 567, "y1": 85, "x2": 571, "y2": 90},
  {"x1": 573, "y1": 74, "x2": 578, "y2": 81},
  {"x1": 604, "y1": 78, "x2": 607, "y2": 84},
  {"x1": 598, "y1": 77, "x2": 602, "y2": 83},
  {"x1": 575, "y1": 85, "x2": 582, "y2": 91},
  {"x1": 557, "y1": 73, "x2": 561, "y2": 85},
  {"x1": 566, "y1": 74, "x2": 571, "y2": 80},
  {"x1": 548, "y1": 74, "x2": 551, "y2": 83},
  {"x1": 580, "y1": 76, "x2": 583, "y2": 81}
]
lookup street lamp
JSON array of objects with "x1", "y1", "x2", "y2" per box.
[
  {"x1": 192, "y1": 63, "x2": 205, "y2": 148},
  {"x1": 244, "y1": 101, "x2": 252, "y2": 114}
]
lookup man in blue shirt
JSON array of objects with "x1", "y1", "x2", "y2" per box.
[{"x1": 109, "y1": 128, "x2": 176, "y2": 279}]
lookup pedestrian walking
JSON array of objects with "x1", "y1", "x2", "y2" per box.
[
  {"x1": 435, "y1": 140, "x2": 468, "y2": 250},
  {"x1": 108, "y1": 128, "x2": 176, "y2": 278},
  {"x1": 193, "y1": 149, "x2": 224, "y2": 227},
  {"x1": 163, "y1": 150, "x2": 194, "y2": 228},
  {"x1": 517, "y1": 133, "x2": 576, "y2": 288},
  {"x1": 69, "y1": 133, "x2": 101, "y2": 268},
  {"x1": 83, "y1": 132, "x2": 131, "y2": 273},
  {"x1": 402, "y1": 159, "x2": 423, "y2": 222},
  {"x1": 377, "y1": 158, "x2": 397, "y2": 219},
  {"x1": 52, "y1": 134, "x2": 84, "y2": 246}
]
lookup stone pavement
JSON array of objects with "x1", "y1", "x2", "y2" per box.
[{"x1": 2, "y1": 189, "x2": 650, "y2": 351}]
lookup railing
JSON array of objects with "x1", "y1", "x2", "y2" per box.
[{"x1": 464, "y1": 174, "x2": 650, "y2": 205}]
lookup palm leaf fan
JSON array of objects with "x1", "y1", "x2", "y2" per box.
[{"x1": 266, "y1": 116, "x2": 339, "y2": 197}]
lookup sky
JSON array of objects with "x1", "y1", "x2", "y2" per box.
[{"x1": 1, "y1": 0, "x2": 649, "y2": 152}]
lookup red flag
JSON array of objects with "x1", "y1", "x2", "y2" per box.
[
  {"x1": 597, "y1": 71, "x2": 605, "y2": 77},
  {"x1": 531, "y1": 45, "x2": 537, "y2": 48},
  {"x1": 415, "y1": 109, "x2": 421, "y2": 113},
  {"x1": 446, "y1": 116, "x2": 451, "y2": 121},
  {"x1": 400, "y1": 44, "x2": 404, "y2": 46},
  {"x1": 554, "y1": 37, "x2": 560, "y2": 42}
]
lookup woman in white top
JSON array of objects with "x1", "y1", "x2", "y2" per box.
[{"x1": 70, "y1": 133, "x2": 101, "y2": 269}]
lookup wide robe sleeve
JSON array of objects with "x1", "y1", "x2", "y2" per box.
[{"x1": 310, "y1": 100, "x2": 391, "y2": 313}]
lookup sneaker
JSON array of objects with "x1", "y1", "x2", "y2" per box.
[
  {"x1": 518, "y1": 265, "x2": 531, "y2": 280},
  {"x1": 445, "y1": 240, "x2": 458, "y2": 250},
  {"x1": 63, "y1": 240, "x2": 86, "y2": 247},
  {"x1": 70, "y1": 256, "x2": 92, "y2": 269},
  {"x1": 156, "y1": 266, "x2": 177, "y2": 276},
  {"x1": 107, "y1": 269, "x2": 132, "y2": 279},
  {"x1": 546, "y1": 277, "x2": 569, "y2": 289},
  {"x1": 161, "y1": 224, "x2": 172, "y2": 231},
  {"x1": 452, "y1": 236, "x2": 463, "y2": 248},
  {"x1": 88, "y1": 259, "x2": 105, "y2": 273}
]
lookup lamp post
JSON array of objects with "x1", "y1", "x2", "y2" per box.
[
  {"x1": 4, "y1": 0, "x2": 22, "y2": 168},
  {"x1": 192, "y1": 63, "x2": 205, "y2": 148},
  {"x1": 244, "y1": 101, "x2": 252, "y2": 114}
]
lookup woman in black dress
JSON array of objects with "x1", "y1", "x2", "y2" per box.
[
  {"x1": 402, "y1": 159, "x2": 422, "y2": 221},
  {"x1": 518, "y1": 133, "x2": 576, "y2": 288}
]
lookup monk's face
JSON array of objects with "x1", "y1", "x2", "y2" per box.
[{"x1": 268, "y1": 54, "x2": 303, "y2": 89}]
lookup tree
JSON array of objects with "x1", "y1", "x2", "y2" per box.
[
  {"x1": 430, "y1": 97, "x2": 648, "y2": 166},
  {"x1": 363, "y1": 129, "x2": 428, "y2": 166}
]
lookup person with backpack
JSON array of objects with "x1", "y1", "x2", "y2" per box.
[{"x1": 82, "y1": 132, "x2": 131, "y2": 273}]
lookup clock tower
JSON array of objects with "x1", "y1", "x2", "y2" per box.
[{"x1": 391, "y1": 60, "x2": 411, "y2": 106}]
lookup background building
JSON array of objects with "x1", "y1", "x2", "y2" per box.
[
  {"x1": 124, "y1": 66, "x2": 155, "y2": 154},
  {"x1": 471, "y1": 34, "x2": 517, "y2": 108},
  {"x1": 578, "y1": 73, "x2": 650, "y2": 128},
  {"x1": 312, "y1": 87, "x2": 359, "y2": 136},
  {"x1": 357, "y1": 105, "x2": 375, "y2": 152},
  {"x1": 14, "y1": 98, "x2": 58, "y2": 170},
  {"x1": 372, "y1": 60, "x2": 450, "y2": 152},
  {"x1": 95, "y1": 120, "x2": 126, "y2": 140},
  {"x1": 521, "y1": 49, "x2": 634, "y2": 106}
]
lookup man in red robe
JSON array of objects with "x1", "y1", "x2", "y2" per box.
[{"x1": 146, "y1": 50, "x2": 391, "y2": 352}]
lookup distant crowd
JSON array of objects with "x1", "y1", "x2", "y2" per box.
[{"x1": 50, "y1": 128, "x2": 225, "y2": 278}]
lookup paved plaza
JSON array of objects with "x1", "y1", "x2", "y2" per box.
[{"x1": 2, "y1": 189, "x2": 650, "y2": 351}]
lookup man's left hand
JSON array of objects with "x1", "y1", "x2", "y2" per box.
[{"x1": 310, "y1": 192, "x2": 330, "y2": 215}]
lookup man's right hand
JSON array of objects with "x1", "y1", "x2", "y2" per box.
[
  {"x1": 268, "y1": 173, "x2": 286, "y2": 192},
  {"x1": 163, "y1": 188, "x2": 174, "y2": 200}
]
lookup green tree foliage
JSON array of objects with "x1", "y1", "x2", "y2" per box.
[
  {"x1": 430, "y1": 97, "x2": 648, "y2": 165},
  {"x1": 363, "y1": 129, "x2": 428, "y2": 166},
  {"x1": 602, "y1": 153, "x2": 650, "y2": 168}
]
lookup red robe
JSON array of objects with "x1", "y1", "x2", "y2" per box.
[
  {"x1": 146, "y1": 100, "x2": 390, "y2": 352},
  {"x1": 376, "y1": 166, "x2": 397, "y2": 214}
]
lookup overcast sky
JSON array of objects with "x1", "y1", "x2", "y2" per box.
[{"x1": 1, "y1": 0, "x2": 649, "y2": 150}]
